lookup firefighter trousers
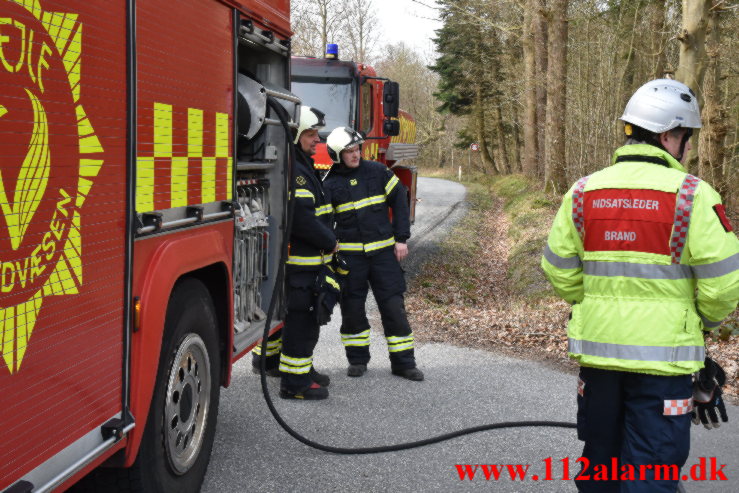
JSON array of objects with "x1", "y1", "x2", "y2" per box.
[
  {"x1": 251, "y1": 330, "x2": 282, "y2": 370},
  {"x1": 575, "y1": 366, "x2": 692, "y2": 493},
  {"x1": 339, "y1": 248, "x2": 416, "y2": 370},
  {"x1": 279, "y1": 271, "x2": 321, "y2": 390}
]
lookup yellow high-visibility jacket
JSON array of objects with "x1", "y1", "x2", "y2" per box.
[{"x1": 541, "y1": 144, "x2": 739, "y2": 376}]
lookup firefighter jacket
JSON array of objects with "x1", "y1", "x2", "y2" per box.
[
  {"x1": 286, "y1": 148, "x2": 337, "y2": 272},
  {"x1": 541, "y1": 144, "x2": 739, "y2": 376},
  {"x1": 324, "y1": 159, "x2": 411, "y2": 255}
]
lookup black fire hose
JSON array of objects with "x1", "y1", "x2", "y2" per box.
[{"x1": 256, "y1": 97, "x2": 576, "y2": 454}]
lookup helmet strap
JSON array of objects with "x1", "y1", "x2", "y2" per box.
[{"x1": 676, "y1": 128, "x2": 693, "y2": 162}]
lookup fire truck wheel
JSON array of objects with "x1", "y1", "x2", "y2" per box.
[{"x1": 136, "y1": 277, "x2": 221, "y2": 492}]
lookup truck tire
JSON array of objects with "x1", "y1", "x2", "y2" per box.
[
  {"x1": 70, "y1": 278, "x2": 221, "y2": 493},
  {"x1": 133, "y1": 277, "x2": 222, "y2": 493}
]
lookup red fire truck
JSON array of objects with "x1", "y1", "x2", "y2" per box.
[
  {"x1": 1, "y1": 0, "x2": 296, "y2": 491},
  {"x1": 291, "y1": 52, "x2": 420, "y2": 221}
]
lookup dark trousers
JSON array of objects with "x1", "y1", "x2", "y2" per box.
[
  {"x1": 280, "y1": 271, "x2": 320, "y2": 390},
  {"x1": 340, "y1": 248, "x2": 416, "y2": 370},
  {"x1": 576, "y1": 367, "x2": 692, "y2": 493},
  {"x1": 251, "y1": 329, "x2": 282, "y2": 370}
]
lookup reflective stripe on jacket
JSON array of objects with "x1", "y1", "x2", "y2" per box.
[
  {"x1": 541, "y1": 144, "x2": 739, "y2": 376},
  {"x1": 324, "y1": 159, "x2": 411, "y2": 255}
]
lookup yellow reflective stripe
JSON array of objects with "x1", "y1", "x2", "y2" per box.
[
  {"x1": 315, "y1": 204, "x2": 333, "y2": 216},
  {"x1": 364, "y1": 237, "x2": 395, "y2": 252},
  {"x1": 354, "y1": 195, "x2": 385, "y2": 209},
  {"x1": 287, "y1": 254, "x2": 333, "y2": 265},
  {"x1": 216, "y1": 111, "x2": 230, "y2": 199},
  {"x1": 386, "y1": 335, "x2": 413, "y2": 344},
  {"x1": 294, "y1": 189, "x2": 315, "y2": 200},
  {"x1": 339, "y1": 237, "x2": 395, "y2": 253},
  {"x1": 252, "y1": 344, "x2": 281, "y2": 357},
  {"x1": 335, "y1": 195, "x2": 385, "y2": 213},
  {"x1": 387, "y1": 334, "x2": 414, "y2": 352},
  {"x1": 280, "y1": 354, "x2": 312, "y2": 366},
  {"x1": 171, "y1": 107, "x2": 202, "y2": 208},
  {"x1": 339, "y1": 242, "x2": 364, "y2": 251},
  {"x1": 325, "y1": 276, "x2": 340, "y2": 290},
  {"x1": 385, "y1": 175, "x2": 399, "y2": 195},
  {"x1": 341, "y1": 330, "x2": 370, "y2": 347},
  {"x1": 136, "y1": 103, "x2": 232, "y2": 212},
  {"x1": 266, "y1": 338, "x2": 283, "y2": 348},
  {"x1": 279, "y1": 363, "x2": 312, "y2": 374},
  {"x1": 335, "y1": 201, "x2": 355, "y2": 213},
  {"x1": 136, "y1": 157, "x2": 154, "y2": 212},
  {"x1": 252, "y1": 337, "x2": 283, "y2": 356},
  {"x1": 137, "y1": 103, "x2": 172, "y2": 212},
  {"x1": 388, "y1": 342, "x2": 413, "y2": 353},
  {"x1": 279, "y1": 354, "x2": 312, "y2": 374}
]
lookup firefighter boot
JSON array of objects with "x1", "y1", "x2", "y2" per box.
[
  {"x1": 391, "y1": 367, "x2": 424, "y2": 381},
  {"x1": 279, "y1": 382, "x2": 329, "y2": 400},
  {"x1": 310, "y1": 367, "x2": 331, "y2": 387},
  {"x1": 251, "y1": 354, "x2": 281, "y2": 377},
  {"x1": 347, "y1": 364, "x2": 367, "y2": 377}
]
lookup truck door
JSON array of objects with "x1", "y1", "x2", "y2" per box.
[{"x1": 0, "y1": 1, "x2": 129, "y2": 490}]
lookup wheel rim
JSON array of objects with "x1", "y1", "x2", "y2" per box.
[{"x1": 164, "y1": 333, "x2": 212, "y2": 475}]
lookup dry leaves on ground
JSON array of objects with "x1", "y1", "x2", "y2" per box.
[{"x1": 407, "y1": 190, "x2": 739, "y2": 398}]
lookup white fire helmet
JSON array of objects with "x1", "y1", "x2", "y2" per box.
[
  {"x1": 620, "y1": 79, "x2": 702, "y2": 134},
  {"x1": 294, "y1": 106, "x2": 326, "y2": 144},
  {"x1": 326, "y1": 127, "x2": 365, "y2": 163}
]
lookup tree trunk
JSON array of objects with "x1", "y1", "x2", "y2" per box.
[
  {"x1": 676, "y1": 0, "x2": 711, "y2": 171},
  {"x1": 509, "y1": 97, "x2": 522, "y2": 173},
  {"x1": 534, "y1": 0, "x2": 548, "y2": 178},
  {"x1": 494, "y1": 101, "x2": 509, "y2": 173},
  {"x1": 522, "y1": 0, "x2": 538, "y2": 177},
  {"x1": 648, "y1": 0, "x2": 667, "y2": 79},
  {"x1": 318, "y1": 0, "x2": 329, "y2": 51},
  {"x1": 475, "y1": 85, "x2": 497, "y2": 174},
  {"x1": 697, "y1": 4, "x2": 728, "y2": 200},
  {"x1": 543, "y1": 0, "x2": 568, "y2": 193},
  {"x1": 615, "y1": 3, "x2": 640, "y2": 119},
  {"x1": 676, "y1": 0, "x2": 710, "y2": 98}
]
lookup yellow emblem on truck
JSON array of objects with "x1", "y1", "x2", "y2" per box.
[
  {"x1": 0, "y1": 90, "x2": 50, "y2": 250},
  {"x1": 0, "y1": 0, "x2": 104, "y2": 373}
]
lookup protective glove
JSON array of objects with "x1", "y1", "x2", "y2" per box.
[
  {"x1": 313, "y1": 265, "x2": 341, "y2": 325},
  {"x1": 691, "y1": 357, "x2": 729, "y2": 430},
  {"x1": 332, "y1": 252, "x2": 350, "y2": 277}
]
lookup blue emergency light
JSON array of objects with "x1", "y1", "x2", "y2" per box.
[{"x1": 325, "y1": 43, "x2": 339, "y2": 60}]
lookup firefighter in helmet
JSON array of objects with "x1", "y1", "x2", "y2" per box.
[
  {"x1": 541, "y1": 79, "x2": 738, "y2": 492},
  {"x1": 252, "y1": 105, "x2": 337, "y2": 400},
  {"x1": 323, "y1": 126, "x2": 424, "y2": 381}
]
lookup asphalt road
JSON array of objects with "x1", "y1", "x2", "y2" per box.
[{"x1": 203, "y1": 177, "x2": 738, "y2": 493}]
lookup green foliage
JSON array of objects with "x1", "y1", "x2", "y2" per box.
[{"x1": 429, "y1": 1, "x2": 476, "y2": 115}]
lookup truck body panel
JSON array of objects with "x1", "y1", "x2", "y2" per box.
[
  {"x1": 1, "y1": 0, "x2": 293, "y2": 489},
  {"x1": 0, "y1": 0, "x2": 128, "y2": 488}
]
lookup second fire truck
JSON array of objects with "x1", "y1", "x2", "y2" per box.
[{"x1": 291, "y1": 47, "x2": 420, "y2": 221}]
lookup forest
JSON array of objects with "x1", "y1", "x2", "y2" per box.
[{"x1": 291, "y1": 0, "x2": 737, "y2": 206}]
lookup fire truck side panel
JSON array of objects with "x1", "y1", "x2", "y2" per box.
[
  {"x1": 130, "y1": 0, "x2": 235, "y2": 467},
  {"x1": 218, "y1": 0, "x2": 291, "y2": 38},
  {"x1": 135, "y1": 0, "x2": 233, "y2": 213},
  {"x1": 0, "y1": 0, "x2": 128, "y2": 489},
  {"x1": 127, "y1": 223, "x2": 232, "y2": 466}
]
